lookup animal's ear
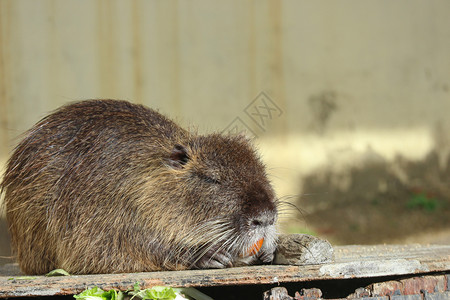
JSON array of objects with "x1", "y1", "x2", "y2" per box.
[{"x1": 168, "y1": 144, "x2": 190, "y2": 169}]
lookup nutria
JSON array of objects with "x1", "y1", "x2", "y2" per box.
[{"x1": 1, "y1": 99, "x2": 278, "y2": 275}]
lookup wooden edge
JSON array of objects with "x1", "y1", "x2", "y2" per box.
[{"x1": 0, "y1": 244, "x2": 449, "y2": 298}]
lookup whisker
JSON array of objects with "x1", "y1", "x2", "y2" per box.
[
  {"x1": 166, "y1": 217, "x2": 236, "y2": 269},
  {"x1": 188, "y1": 228, "x2": 234, "y2": 268},
  {"x1": 277, "y1": 200, "x2": 305, "y2": 214}
]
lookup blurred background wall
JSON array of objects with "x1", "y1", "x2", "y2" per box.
[{"x1": 1, "y1": 0, "x2": 449, "y2": 264}]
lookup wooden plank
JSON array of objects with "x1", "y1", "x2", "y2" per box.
[{"x1": 0, "y1": 244, "x2": 449, "y2": 298}]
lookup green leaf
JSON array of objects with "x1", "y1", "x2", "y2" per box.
[
  {"x1": 105, "y1": 289, "x2": 123, "y2": 300},
  {"x1": 407, "y1": 193, "x2": 439, "y2": 212},
  {"x1": 74, "y1": 287, "x2": 105, "y2": 300},
  {"x1": 74, "y1": 287, "x2": 123, "y2": 300},
  {"x1": 45, "y1": 269, "x2": 71, "y2": 276},
  {"x1": 133, "y1": 286, "x2": 177, "y2": 300},
  {"x1": 8, "y1": 276, "x2": 37, "y2": 280}
]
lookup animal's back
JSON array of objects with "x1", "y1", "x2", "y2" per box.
[{"x1": 2, "y1": 100, "x2": 188, "y2": 274}]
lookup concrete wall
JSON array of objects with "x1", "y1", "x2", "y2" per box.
[{"x1": 1, "y1": 0, "x2": 449, "y2": 247}]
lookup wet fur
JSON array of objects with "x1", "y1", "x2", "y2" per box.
[{"x1": 1, "y1": 100, "x2": 278, "y2": 274}]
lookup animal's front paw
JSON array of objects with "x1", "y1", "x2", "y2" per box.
[
  {"x1": 258, "y1": 248, "x2": 275, "y2": 263},
  {"x1": 194, "y1": 247, "x2": 234, "y2": 269}
]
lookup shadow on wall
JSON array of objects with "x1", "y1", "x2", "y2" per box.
[{"x1": 298, "y1": 150, "x2": 450, "y2": 245}]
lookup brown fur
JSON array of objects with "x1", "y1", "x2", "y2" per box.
[{"x1": 1, "y1": 100, "x2": 278, "y2": 274}]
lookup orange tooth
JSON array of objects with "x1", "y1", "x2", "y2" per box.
[{"x1": 245, "y1": 238, "x2": 264, "y2": 257}]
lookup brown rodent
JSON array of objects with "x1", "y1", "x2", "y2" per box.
[{"x1": 1, "y1": 99, "x2": 278, "y2": 275}]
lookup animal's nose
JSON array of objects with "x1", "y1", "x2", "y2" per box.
[{"x1": 249, "y1": 211, "x2": 276, "y2": 228}]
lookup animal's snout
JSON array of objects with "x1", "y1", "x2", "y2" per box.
[{"x1": 249, "y1": 210, "x2": 276, "y2": 228}]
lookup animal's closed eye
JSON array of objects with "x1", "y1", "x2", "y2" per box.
[{"x1": 197, "y1": 173, "x2": 220, "y2": 185}]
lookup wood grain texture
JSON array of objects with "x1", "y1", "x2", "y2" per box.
[{"x1": 0, "y1": 244, "x2": 449, "y2": 298}]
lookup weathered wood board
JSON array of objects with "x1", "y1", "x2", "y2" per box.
[{"x1": 0, "y1": 244, "x2": 449, "y2": 298}]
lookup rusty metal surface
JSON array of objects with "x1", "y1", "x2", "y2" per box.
[{"x1": 0, "y1": 244, "x2": 449, "y2": 298}]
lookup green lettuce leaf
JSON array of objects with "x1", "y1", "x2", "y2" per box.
[
  {"x1": 132, "y1": 286, "x2": 177, "y2": 300},
  {"x1": 75, "y1": 285, "x2": 179, "y2": 300},
  {"x1": 45, "y1": 269, "x2": 71, "y2": 277},
  {"x1": 74, "y1": 287, "x2": 123, "y2": 300}
]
